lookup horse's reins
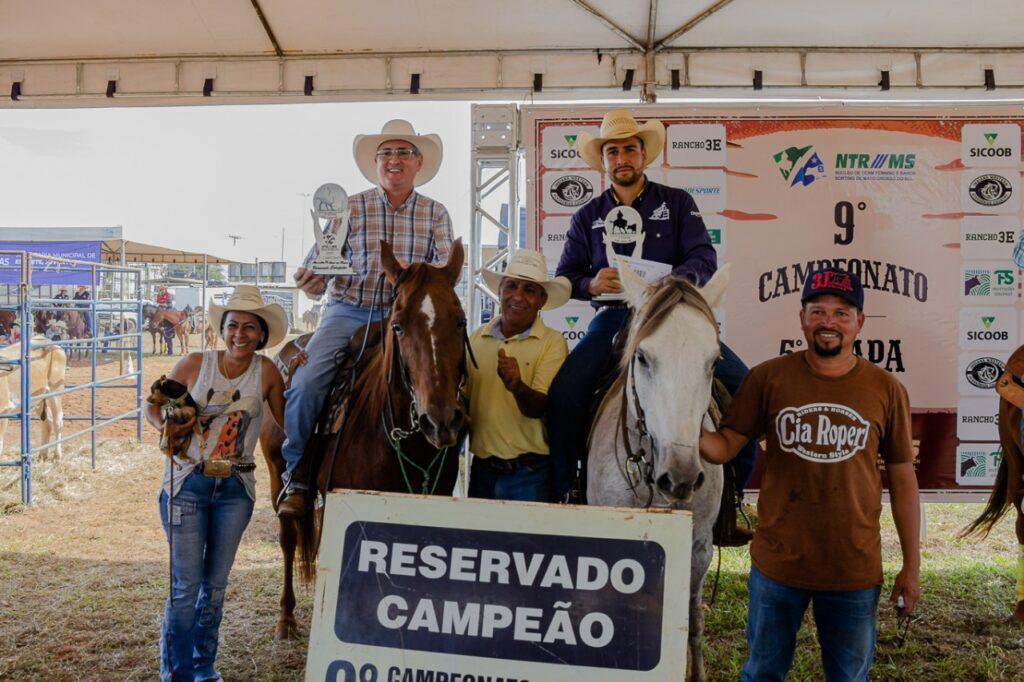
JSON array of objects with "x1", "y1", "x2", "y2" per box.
[
  {"x1": 618, "y1": 356, "x2": 656, "y2": 508},
  {"x1": 379, "y1": 269, "x2": 477, "y2": 494},
  {"x1": 617, "y1": 343, "x2": 732, "y2": 605}
]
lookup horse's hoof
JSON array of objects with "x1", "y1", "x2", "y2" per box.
[{"x1": 274, "y1": 621, "x2": 298, "y2": 640}]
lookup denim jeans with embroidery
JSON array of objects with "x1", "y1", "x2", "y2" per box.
[
  {"x1": 158, "y1": 471, "x2": 254, "y2": 682},
  {"x1": 742, "y1": 565, "x2": 881, "y2": 682}
]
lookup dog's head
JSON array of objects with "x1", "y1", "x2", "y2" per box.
[{"x1": 147, "y1": 375, "x2": 189, "y2": 405}]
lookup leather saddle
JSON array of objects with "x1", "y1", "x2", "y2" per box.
[{"x1": 277, "y1": 322, "x2": 385, "y2": 443}]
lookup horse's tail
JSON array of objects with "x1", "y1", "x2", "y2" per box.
[
  {"x1": 961, "y1": 454, "x2": 1012, "y2": 539},
  {"x1": 295, "y1": 507, "x2": 321, "y2": 584}
]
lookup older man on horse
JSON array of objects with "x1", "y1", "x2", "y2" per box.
[
  {"x1": 466, "y1": 250, "x2": 570, "y2": 502},
  {"x1": 277, "y1": 119, "x2": 454, "y2": 518},
  {"x1": 700, "y1": 267, "x2": 921, "y2": 681},
  {"x1": 547, "y1": 109, "x2": 756, "y2": 533}
]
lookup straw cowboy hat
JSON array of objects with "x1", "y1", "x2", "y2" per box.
[
  {"x1": 481, "y1": 250, "x2": 571, "y2": 311},
  {"x1": 353, "y1": 119, "x2": 443, "y2": 187},
  {"x1": 208, "y1": 284, "x2": 288, "y2": 350},
  {"x1": 577, "y1": 109, "x2": 666, "y2": 173}
]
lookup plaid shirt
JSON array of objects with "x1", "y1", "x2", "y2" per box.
[{"x1": 303, "y1": 186, "x2": 454, "y2": 308}]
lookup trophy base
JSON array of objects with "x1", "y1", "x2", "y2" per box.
[{"x1": 310, "y1": 263, "x2": 357, "y2": 276}]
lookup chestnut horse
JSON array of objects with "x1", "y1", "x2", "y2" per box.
[
  {"x1": 259, "y1": 239, "x2": 468, "y2": 640},
  {"x1": 963, "y1": 344, "x2": 1024, "y2": 625},
  {"x1": 147, "y1": 308, "x2": 193, "y2": 355}
]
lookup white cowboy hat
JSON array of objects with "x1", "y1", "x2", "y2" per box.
[
  {"x1": 352, "y1": 119, "x2": 443, "y2": 187},
  {"x1": 481, "y1": 250, "x2": 571, "y2": 311},
  {"x1": 208, "y1": 284, "x2": 288, "y2": 350},
  {"x1": 577, "y1": 109, "x2": 666, "y2": 173}
]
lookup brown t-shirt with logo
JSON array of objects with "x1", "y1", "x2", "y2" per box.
[{"x1": 722, "y1": 351, "x2": 913, "y2": 591}]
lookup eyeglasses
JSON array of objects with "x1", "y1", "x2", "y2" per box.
[{"x1": 375, "y1": 148, "x2": 418, "y2": 160}]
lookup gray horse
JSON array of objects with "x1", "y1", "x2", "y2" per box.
[{"x1": 587, "y1": 264, "x2": 730, "y2": 681}]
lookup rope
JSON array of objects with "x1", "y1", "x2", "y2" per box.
[{"x1": 382, "y1": 413, "x2": 450, "y2": 495}]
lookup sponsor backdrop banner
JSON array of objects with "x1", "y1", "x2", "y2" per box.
[
  {"x1": 524, "y1": 105, "x2": 1024, "y2": 491},
  {"x1": 306, "y1": 491, "x2": 692, "y2": 680},
  {"x1": 0, "y1": 241, "x2": 101, "y2": 285}
]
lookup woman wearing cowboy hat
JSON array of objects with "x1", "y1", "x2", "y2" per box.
[
  {"x1": 548, "y1": 109, "x2": 756, "y2": 520},
  {"x1": 145, "y1": 284, "x2": 285, "y2": 682},
  {"x1": 279, "y1": 118, "x2": 454, "y2": 518},
  {"x1": 466, "y1": 250, "x2": 570, "y2": 502}
]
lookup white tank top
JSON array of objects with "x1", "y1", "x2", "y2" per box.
[{"x1": 160, "y1": 350, "x2": 264, "y2": 501}]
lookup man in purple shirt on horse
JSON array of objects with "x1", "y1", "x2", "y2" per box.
[{"x1": 548, "y1": 110, "x2": 756, "y2": 535}]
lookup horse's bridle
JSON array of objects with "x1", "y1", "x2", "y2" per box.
[
  {"x1": 618, "y1": 354, "x2": 657, "y2": 507},
  {"x1": 374, "y1": 270, "x2": 477, "y2": 494},
  {"x1": 616, "y1": 345, "x2": 718, "y2": 508}
]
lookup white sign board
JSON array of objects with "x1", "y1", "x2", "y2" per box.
[{"x1": 306, "y1": 492, "x2": 693, "y2": 681}]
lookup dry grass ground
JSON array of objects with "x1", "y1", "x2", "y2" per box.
[{"x1": 1, "y1": 338, "x2": 1023, "y2": 680}]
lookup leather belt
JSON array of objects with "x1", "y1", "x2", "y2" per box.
[
  {"x1": 474, "y1": 453, "x2": 547, "y2": 474},
  {"x1": 196, "y1": 460, "x2": 257, "y2": 477}
]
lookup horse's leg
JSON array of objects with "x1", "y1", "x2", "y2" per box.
[
  {"x1": 261, "y1": 416, "x2": 299, "y2": 639},
  {"x1": 276, "y1": 519, "x2": 299, "y2": 640},
  {"x1": 1015, "y1": 504, "x2": 1024, "y2": 625},
  {"x1": 687, "y1": 530, "x2": 714, "y2": 682},
  {"x1": 50, "y1": 395, "x2": 63, "y2": 460}
]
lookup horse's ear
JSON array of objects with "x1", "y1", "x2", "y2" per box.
[
  {"x1": 380, "y1": 240, "x2": 403, "y2": 285},
  {"x1": 443, "y1": 238, "x2": 465, "y2": 286},
  {"x1": 699, "y1": 263, "x2": 731, "y2": 309},
  {"x1": 618, "y1": 258, "x2": 651, "y2": 309}
]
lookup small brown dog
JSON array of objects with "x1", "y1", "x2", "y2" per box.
[{"x1": 147, "y1": 375, "x2": 201, "y2": 461}]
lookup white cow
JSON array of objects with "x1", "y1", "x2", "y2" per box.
[{"x1": 0, "y1": 336, "x2": 67, "y2": 460}]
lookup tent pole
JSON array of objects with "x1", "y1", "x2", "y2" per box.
[{"x1": 202, "y1": 254, "x2": 208, "y2": 350}]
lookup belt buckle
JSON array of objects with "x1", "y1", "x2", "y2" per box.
[{"x1": 203, "y1": 460, "x2": 233, "y2": 478}]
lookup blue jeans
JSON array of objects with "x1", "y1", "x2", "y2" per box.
[
  {"x1": 158, "y1": 471, "x2": 254, "y2": 682},
  {"x1": 281, "y1": 301, "x2": 383, "y2": 485},
  {"x1": 743, "y1": 565, "x2": 881, "y2": 682},
  {"x1": 163, "y1": 323, "x2": 175, "y2": 355},
  {"x1": 469, "y1": 457, "x2": 552, "y2": 502},
  {"x1": 546, "y1": 306, "x2": 756, "y2": 500}
]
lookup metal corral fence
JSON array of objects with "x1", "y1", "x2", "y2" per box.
[{"x1": 0, "y1": 250, "x2": 144, "y2": 504}]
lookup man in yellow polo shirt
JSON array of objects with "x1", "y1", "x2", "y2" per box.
[{"x1": 467, "y1": 249, "x2": 570, "y2": 502}]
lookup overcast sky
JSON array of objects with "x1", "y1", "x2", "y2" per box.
[{"x1": 0, "y1": 101, "x2": 475, "y2": 268}]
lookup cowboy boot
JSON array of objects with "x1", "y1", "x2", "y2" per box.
[
  {"x1": 276, "y1": 487, "x2": 307, "y2": 519},
  {"x1": 276, "y1": 455, "x2": 313, "y2": 519}
]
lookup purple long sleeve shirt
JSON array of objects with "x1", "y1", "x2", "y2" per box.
[{"x1": 555, "y1": 177, "x2": 718, "y2": 303}]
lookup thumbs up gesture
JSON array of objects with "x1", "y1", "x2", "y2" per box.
[{"x1": 496, "y1": 348, "x2": 522, "y2": 393}]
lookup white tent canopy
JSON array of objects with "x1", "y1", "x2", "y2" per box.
[{"x1": 3, "y1": 0, "x2": 1023, "y2": 107}]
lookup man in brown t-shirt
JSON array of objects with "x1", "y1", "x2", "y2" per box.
[{"x1": 700, "y1": 266, "x2": 920, "y2": 681}]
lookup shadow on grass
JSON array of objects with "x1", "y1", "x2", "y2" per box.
[{"x1": 0, "y1": 552, "x2": 312, "y2": 681}]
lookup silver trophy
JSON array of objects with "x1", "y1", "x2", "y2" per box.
[
  {"x1": 309, "y1": 183, "x2": 356, "y2": 276},
  {"x1": 601, "y1": 205, "x2": 646, "y2": 266}
]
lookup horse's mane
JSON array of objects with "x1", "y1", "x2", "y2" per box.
[{"x1": 594, "y1": 276, "x2": 720, "y2": 425}]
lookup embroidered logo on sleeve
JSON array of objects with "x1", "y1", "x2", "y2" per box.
[{"x1": 775, "y1": 402, "x2": 870, "y2": 462}]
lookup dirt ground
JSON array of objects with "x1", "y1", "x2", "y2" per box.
[{"x1": 0, "y1": 334, "x2": 311, "y2": 680}]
